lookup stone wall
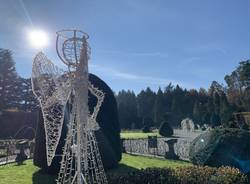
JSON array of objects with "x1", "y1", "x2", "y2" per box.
[{"x1": 122, "y1": 137, "x2": 192, "y2": 160}]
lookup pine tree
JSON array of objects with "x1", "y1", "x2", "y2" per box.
[
  {"x1": 207, "y1": 97, "x2": 214, "y2": 114},
  {"x1": 153, "y1": 88, "x2": 165, "y2": 127},
  {"x1": 170, "y1": 85, "x2": 185, "y2": 126},
  {"x1": 18, "y1": 78, "x2": 39, "y2": 111},
  {"x1": 210, "y1": 113, "x2": 221, "y2": 127},
  {"x1": 116, "y1": 90, "x2": 138, "y2": 129},
  {"x1": 220, "y1": 92, "x2": 233, "y2": 126},
  {"x1": 213, "y1": 92, "x2": 220, "y2": 115},
  {"x1": 0, "y1": 49, "x2": 19, "y2": 110},
  {"x1": 137, "y1": 87, "x2": 156, "y2": 122},
  {"x1": 193, "y1": 100, "x2": 201, "y2": 124}
]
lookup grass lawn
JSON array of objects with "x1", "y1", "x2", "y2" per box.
[
  {"x1": 110, "y1": 154, "x2": 191, "y2": 174},
  {"x1": 0, "y1": 154, "x2": 191, "y2": 184},
  {"x1": 120, "y1": 154, "x2": 191, "y2": 169},
  {"x1": 0, "y1": 160, "x2": 56, "y2": 184},
  {"x1": 120, "y1": 130, "x2": 161, "y2": 139}
]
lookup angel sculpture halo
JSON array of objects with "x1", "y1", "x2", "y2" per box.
[{"x1": 56, "y1": 29, "x2": 90, "y2": 69}]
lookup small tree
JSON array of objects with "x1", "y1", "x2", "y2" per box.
[
  {"x1": 159, "y1": 121, "x2": 173, "y2": 137},
  {"x1": 15, "y1": 142, "x2": 28, "y2": 165},
  {"x1": 142, "y1": 125, "x2": 151, "y2": 133},
  {"x1": 210, "y1": 113, "x2": 221, "y2": 128},
  {"x1": 141, "y1": 117, "x2": 153, "y2": 133}
]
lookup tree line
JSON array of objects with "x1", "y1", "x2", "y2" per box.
[
  {"x1": 1, "y1": 47, "x2": 250, "y2": 130},
  {"x1": 116, "y1": 61, "x2": 250, "y2": 129}
]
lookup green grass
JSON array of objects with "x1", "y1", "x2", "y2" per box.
[
  {"x1": 109, "y1": 154, "x2": 191, "y2": 174},
  {"x1": 0, "y1": 154, "x2": 190, "y2": 184},
  {"x1": 0, "y1": 160, "x2": 55, "y2": 184},
  {"x1": 120, "y1": 130, "x2": 161, "y2": 139},
  {"x1": 119, "y1": 154, "x2": 191, "y2": 170}
]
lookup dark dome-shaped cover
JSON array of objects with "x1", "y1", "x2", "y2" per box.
[
  {"x1": 189, "y1": 128, "x2": 250, "y2": 173},
  {"x1": 33, "y1": 73, "x2": 121, "y2": 174}
]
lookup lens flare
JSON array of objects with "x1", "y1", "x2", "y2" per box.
[{"x1": 28, "y1": 30, "x2": 49, "y2": 49}]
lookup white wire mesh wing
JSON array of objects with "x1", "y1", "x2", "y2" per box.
[
  {"x1": 88, "y1": 82, "x2": 105, "y2": 131},
  {"x1": 31, "y1": 52, "x2": 72, "y2": 166}
]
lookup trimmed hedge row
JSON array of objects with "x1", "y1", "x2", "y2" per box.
[{"x1": 107, "y1": 166, "x2": 248, "y2": 184}]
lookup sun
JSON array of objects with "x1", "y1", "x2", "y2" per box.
[{"x1": 28, "y1": 29, "x2": 49, "y2": 49}]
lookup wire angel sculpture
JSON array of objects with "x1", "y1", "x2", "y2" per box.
[{"x1": 31, "y1": 29, "x2": 108, "y2": 184}]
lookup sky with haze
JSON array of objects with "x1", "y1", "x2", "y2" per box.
[{"x1": 0, "y1": 0, "x2": 250, "y2": 93}]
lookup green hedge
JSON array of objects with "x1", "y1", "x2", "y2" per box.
[{"x1": 107, "y1": 166, "x2": 248, "y2": 184}]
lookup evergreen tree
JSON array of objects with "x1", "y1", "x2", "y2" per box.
[
  {"x1": 210, "y1": 113, "x2": 221, "y2": 127},
  {"x1": 208, "y1": 81, "x2": 225, "y2": 96},
  {"x1": 220, "y1": 92, "x2": 233, "y2": 126},
  {"x1": 213, "y1": 92, "x2": 220, "y2": 115},
  {"x1": 170, "y1": 85, "x2": 185, "y2": 126},
  {"x1": 207, "y1": 97, "x2": 214, "y2": 114},
  {"x1": 153, "y1": 88, "x2": 165, "y2": 127},
  {"x1": 164, "y1": 83, "x2": 174, "y2": 112},
  {"x1": 137, "y1": 87, "x2": 156, "y2": 122},
  {"x1": 193, "y1": 100, "x2": 201, "y2": 124},
  {"x1": 202, "y1": 113, "x2": 211, "y2": 124},
  {"x1": 142, "y1": 116, "x2": 154, "y2": 132},
  {"x1": 18, "y1": 78, "x2": 39, "y2": 111},
  {"x1": 0, "y1": 49, "x2": 19, "y2": 110},
  {"x1": 116, "y1": 90, "x2": 138, "y2": 129}
]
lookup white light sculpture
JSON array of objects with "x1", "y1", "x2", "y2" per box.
[{"x1": 31, "y1": 29, "x2": 108, "y2": 184}]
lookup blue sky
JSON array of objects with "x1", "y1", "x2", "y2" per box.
[{"x1": 0, "y1": 0, "x2": 250, "y2": 93}]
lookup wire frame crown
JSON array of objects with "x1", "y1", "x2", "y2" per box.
[{"x1": 56, "y1": 29, "x2": 91, "y2": 69}]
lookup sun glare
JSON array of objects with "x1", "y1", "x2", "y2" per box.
[{"x1": 28, "y1": 29, "x2": 49, "y2": 49}]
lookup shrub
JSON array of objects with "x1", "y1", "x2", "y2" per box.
[
  {"x1": 15, "y1": 151, "x2": 28, "y2": 165},
  {"x1": 175, "y1": 166, "x2": 247, "y2": 184},
  {"x1": 201, "y1": 126, "x2": 206, "y2": 131},
  {"x1": 210, "y1": 113, "x2": 221, "y2": 128},
  {"x1": 175, "y1": 166, "x2": 216, "y2": 184},
  {"x1": 33, "y1": 74, "x2": 122, "y2": 174},
  {"x1": 107, "y1": 166, "x2": 248, "y2": 184},
  {"x1": 159, "y1": 121, "x2": 173, "y2": 137},
  {"x1": 142, "y1": 126, "x2": 151, "y2": 133},
  {"x1": 108, "y1": 168, "x2": 178, "y2": 184},
  {"x1": 210, "y1": 166, "x2": 248, "y2": 184},
  {"x1": 189, "y1": 128, "x2": 250, "y2": 173}
]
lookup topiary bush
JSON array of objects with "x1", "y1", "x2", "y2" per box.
[
  {"x1": 189, "y1": 128, "x2": 250, "y2": 173},
  {"x1": 33, "y1": 74, "x2": 121, "y2": 174},
  {"x1": 107, "y1": 166, "x2": 248, "y2": 184},
  {"x1": 142, "y1": 125, "x2": 151, "y2": 133},
  {"x1": 15, "y1": 151, "x2": 28, "y2": 165},
  {"x1": 159, "y1": 121, "x2": 173, "y2": 137}
]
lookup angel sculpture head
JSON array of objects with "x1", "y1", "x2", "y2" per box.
[{"x1": 56, "y1": 29, "x2": 91, "y2": 70}]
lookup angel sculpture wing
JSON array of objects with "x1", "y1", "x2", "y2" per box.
[
  {"x1": 87, "y1": 82, "x2": 105, "y2": 131},
  {"x1": 31, "y1": 52, "x2": 72, "y2": 166}
]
